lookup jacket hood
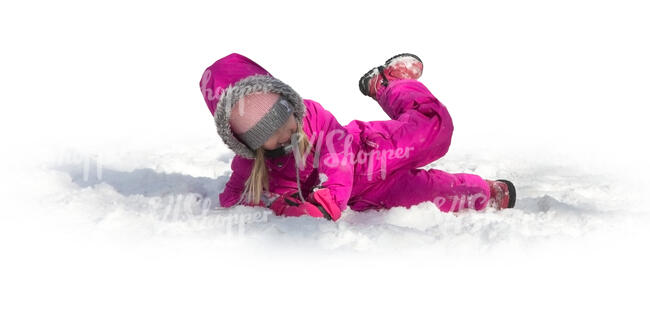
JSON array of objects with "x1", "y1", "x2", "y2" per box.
[{"x1": 199, "y1": 53, "x2": 305, "y2": 159}]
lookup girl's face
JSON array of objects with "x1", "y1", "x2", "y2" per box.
[{"x1": 262, "y1": 114, "x2": 298, "y2": 150}]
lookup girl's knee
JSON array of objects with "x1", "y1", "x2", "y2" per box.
[{"x1": 408, "y1": 116, "x2": 453, "y2": 166}]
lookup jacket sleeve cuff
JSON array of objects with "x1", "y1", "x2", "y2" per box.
[{"x1": 309, "y1": 188, "x2": 343, "y2": 221}]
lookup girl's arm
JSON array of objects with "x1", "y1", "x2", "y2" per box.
[
  {"x1": 219, "y1": 155, "x2": 286, "y2": 208},
  {"x1": 218, "y1": 155, "x2": 254, "y2": 207},
  {"x1": 304, "y1": 100, "x2": 354, "y2": 217}
]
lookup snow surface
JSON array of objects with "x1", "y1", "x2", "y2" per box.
[{"x1": 2, "y1": 1, "x2": 650, "y2": 311}]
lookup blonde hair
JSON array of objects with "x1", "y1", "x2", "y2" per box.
[{"x1": 241, "y1": 127, "x2": 312, "y2": 205}]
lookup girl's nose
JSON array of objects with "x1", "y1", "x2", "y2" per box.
[
  {"x1": 279, "y1": 130, "x2": 294, "y2": 145},
  {"x1": 278, "y1": 137, "x2": 290, "y2": 147}
]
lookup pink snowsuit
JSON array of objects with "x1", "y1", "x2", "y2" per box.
[{"x1": 210, "y1": 54, "x2": 491, "y2": 214}]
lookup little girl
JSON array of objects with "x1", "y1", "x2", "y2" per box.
[{"x1": 199, "y1": 53, "x2": 515, "y2": 221}]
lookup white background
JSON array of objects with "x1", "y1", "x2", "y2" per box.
[{"x1": 1, "y1": 0, "x2": 649, "y2": 311}]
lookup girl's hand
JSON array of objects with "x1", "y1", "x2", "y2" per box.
[
  {"x1": 268, "y1": 191, "x2": 300, "y2": 216},
  {"x1": 269, "y1": 189, "x2": 340, "y2": 221}
]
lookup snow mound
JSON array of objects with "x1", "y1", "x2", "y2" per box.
[{"x1": 33, "y1": 145, "x2": 643, "y2": 255}]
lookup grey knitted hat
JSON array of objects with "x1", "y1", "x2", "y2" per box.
[{"x1": 214, "y1": 74, "x2": 305, "y2": 159}]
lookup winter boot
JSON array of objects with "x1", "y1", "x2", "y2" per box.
[
  {"x1": 359, "y1": 53, "x2": 423, "y2": 100},
  {"x1": 486, "y1": 179, "x2": 517, "y2": 209}
]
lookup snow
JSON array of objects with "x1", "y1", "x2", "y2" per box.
[{"x1": 2, "y1": 0, "x2": 650, "y2": 311}]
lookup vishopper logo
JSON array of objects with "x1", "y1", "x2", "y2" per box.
[
  {"x1": 432, "y1": 193, "x2": 490, "y2": 212},
  {"x1": 201, "y1": 68, "x2": 416, "y2": 181},
  {"x1": 200, "y1": 69, "x2": 256, "y2": 117},
  {"x1": 147, "y1": 193, "x2": 273, "y2": 237},
  {"x1": 296, "y1": 129, "x2": 415, "y2": 181},
  {"x1": 200, "y1": 69, "x2": 223, "y2": 103},
  {"x1": 54, "y1": 150, "x2": 231, "y2": 183}
]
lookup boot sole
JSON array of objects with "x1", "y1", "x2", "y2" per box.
[
  {"x1": 358, "y1": 67, "x2": 379, "y2": 96},
  {"x1": 385, "y1": 53, "x2": 423, "y2": 67},
  {"x1": 358, "y1": 53, "x2": 423, "y2": 97},
  {"x1": 496, "y1": 179, "x2": 517, "y2": 208}
]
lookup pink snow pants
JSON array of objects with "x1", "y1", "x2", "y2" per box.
[{"x1": 348, "y1": 79, "x2": 491, "y2": 212}]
